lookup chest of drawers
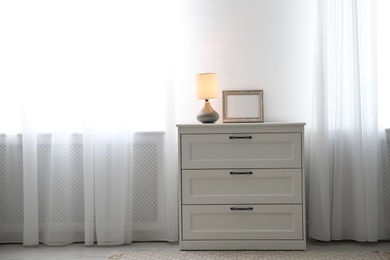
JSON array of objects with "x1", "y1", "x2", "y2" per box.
[{"x1": 177, "y1": 123, "x2": 306, "y2": 250}]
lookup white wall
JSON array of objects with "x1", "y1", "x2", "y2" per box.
[{"x1": 173, "y1": 0, "x2": 317, "y2": 125}]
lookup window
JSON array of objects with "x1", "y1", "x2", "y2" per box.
[{"x1": 0, "y1": 1, "x2": 171, "y2": 134}]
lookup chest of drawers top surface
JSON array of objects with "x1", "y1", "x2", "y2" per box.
[{"x1": 177, "y1": 122, "x2": 305, "y2": 134}]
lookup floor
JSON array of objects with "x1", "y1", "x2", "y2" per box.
[{"x1": 0, "y1": 239, "x2": 389, "y2": 260}]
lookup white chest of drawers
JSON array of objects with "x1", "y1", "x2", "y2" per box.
[{"x1": 177, "y1": 123, "x2": 306, "y2": 250}]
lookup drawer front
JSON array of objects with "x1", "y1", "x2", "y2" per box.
[
  {"x1": 182, "y1": 169, "x2": 302, "y2": 204},
  {"x1": 181, "y1": 133, "x2": 301, "y2": 169},
  {"x1": 182, "y1": 205, "x2": 303, "y2": 240}
]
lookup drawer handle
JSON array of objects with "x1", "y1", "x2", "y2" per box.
[
  {"x1": 230, "y1": 171, "x2": 253, "y2": 175},
  {"x1": 230, "y1": 207, "x2": 254, "y2": 211},
  {"x1": 229, "y1": 136, "x2": 252, "y2": 139}
]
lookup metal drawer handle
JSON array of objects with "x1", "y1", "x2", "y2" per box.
[
  {"x1": 230, "y1": 207, "x2": 254, "y2": 211},
  {"x1": 230, "y1": 171, "x2": 253, "y2": 175},
  {"x1": 229, "y1": 136, "x2": 252, "y2": 139}
]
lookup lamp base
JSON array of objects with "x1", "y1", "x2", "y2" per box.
[{"x1": 197, "y1": 100, "x2": 219, "y2": 124}]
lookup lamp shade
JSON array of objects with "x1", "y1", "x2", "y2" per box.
[{"x1": 195, "y1": 73, "x2": 219, "y2": 100}]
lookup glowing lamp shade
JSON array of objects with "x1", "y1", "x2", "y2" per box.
[
  {"x1": 196, "y1": 73, "x2": 219, "y2": 100},
  {"x1": 195, "y1": 73, "x2": 219, "y2": 124}
]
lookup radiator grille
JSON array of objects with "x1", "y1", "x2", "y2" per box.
[
  {"x1": 0, "y1": 135, "x2": 161, "y2": 225},
  {"x1": 0, "y1": 145, "x2": 23, "y2": 224},
  {"x1": 131, "y1": 143, "x2": 158, "y2": 222},
  {"x1": 37, "y1": 144, "x2": 85, "y2": 224},
  {"x1": 381, "y1": 139, "x2": 390, "y2": 223}
]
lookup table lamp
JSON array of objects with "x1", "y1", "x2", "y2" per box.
[{"x1": 195, "y1": 73, "x2": 219, "y2": 124}]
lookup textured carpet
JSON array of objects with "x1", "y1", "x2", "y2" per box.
[{"x1": 107, "y1": 250, "x2": 390, "y2": 260}]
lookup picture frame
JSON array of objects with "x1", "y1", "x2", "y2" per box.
[{"x1": 223, "y1": 90, "x2": 264, "y2": 123}]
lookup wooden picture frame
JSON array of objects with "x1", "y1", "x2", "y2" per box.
[{"x1": 223, "y1": 90, "x2": 264, "y2": 123}]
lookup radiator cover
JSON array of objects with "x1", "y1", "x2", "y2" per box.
[{"x1": 0, "y1": 134, "x2": 162, "y2": 226}]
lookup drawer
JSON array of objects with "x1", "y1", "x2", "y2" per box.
[
  {"x1": 182, "y1": 205, "x2": 303, "y2": 240},
  {"x1": 182, "y1": 169, "x2": 302, "y2": 204},
  {"x1": 181, "y1": 133, "x2": 301, "y2": 169}
]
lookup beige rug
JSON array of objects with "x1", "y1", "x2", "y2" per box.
[{"x1": 107, "y1": 250, "x2": 390, "y2": 260}]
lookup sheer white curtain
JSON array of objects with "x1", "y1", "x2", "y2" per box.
[
  {"x1": 377, "y1": 0, "x2": 390, "y2": 129},
  {"x1": 0, "y1": 0, "x2": 177, "y2": 245},
  {"x1": 309, "y1": 0, "x2": 388, "y2": 241}
]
